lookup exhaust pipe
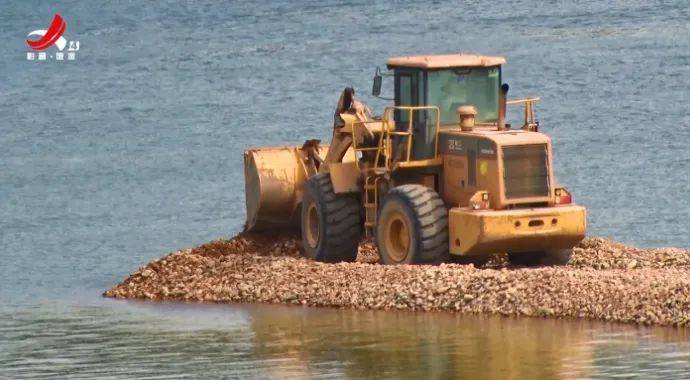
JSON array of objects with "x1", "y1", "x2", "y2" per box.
[{"x1": 498, "y1": 83, "x2": 509, "y2": 131}]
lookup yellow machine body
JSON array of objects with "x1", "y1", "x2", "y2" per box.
[
  {"x1": 243, "y1": 53, "x2": 587, "y2": 261},
  {"x1": 436, "y1": 127, "x2": 586, "y2": 257}
]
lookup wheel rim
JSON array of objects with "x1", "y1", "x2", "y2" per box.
[
  {"x1": 384, "y1": 211, "x2": 410, "y2": 262},
  {"x1": 305, "y1": 202, "x2": 320, "y2": 248}
]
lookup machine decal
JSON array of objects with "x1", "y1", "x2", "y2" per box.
[
  {"x1": 477, "y1": 140, "x2": 496, "y2": 158},
  {"x1": 447, "y1": 138, "x2": 463, "y2": 152},
  {"x1": 439, "y1": 134, "x2": 496, "y2": 158},
  {"x1": 479, "y1": 160, "x2": 488, "y2": 176}
]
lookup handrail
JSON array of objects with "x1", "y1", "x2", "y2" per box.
[
  {"x1": 380, "y1": 106, "x2": 440, "y2": 170},
  {"x1": 506, "y1": 97, "x2": 540, "y2": 131},
  {"x1": 347, "y1": 117, "x2": 386, "y2": 170},
  {"x1": 348, "y1": 106, "x2": 440, "y2": 171},
  {"x1": 506, "y1": 96, "x2": 540, "y2": 105}
]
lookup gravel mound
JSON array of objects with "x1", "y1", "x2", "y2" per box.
[
  {"x1": 571, "y1": 237, "x2": 690, "y2": 269},
  {"x1": 104, "y1": 233, "x2": 690, "y2": 326}
]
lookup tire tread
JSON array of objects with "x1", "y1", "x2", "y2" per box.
[
  {"x1": 377, "y1": 184, "x2": 449, "y2": 264},
  {"x1": 302, "y1": 173, "x2": 362, "y2": 262}
]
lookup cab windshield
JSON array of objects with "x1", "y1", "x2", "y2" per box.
[{"x1": 427, "y1": 67, "x2": 500, "y2": 125}]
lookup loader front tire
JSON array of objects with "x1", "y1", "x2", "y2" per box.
[
  {"x1": 301, "y1": 173, "x2": 362, "y2": 262},
  {"x1": 376, "y1": 185, "x2": 449, "y2": 265}
]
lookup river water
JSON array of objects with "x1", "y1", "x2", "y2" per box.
[{"x1": 1, "y1": 1, "x2": 689, "y2": 378}]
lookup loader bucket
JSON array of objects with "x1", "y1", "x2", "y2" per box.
[{"x1": 244, "y1": 145, "x2": 328, "y2": 231}]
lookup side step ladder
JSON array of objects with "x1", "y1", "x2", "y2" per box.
[{"x1": 363, "y1": 174, "x2": 382, "y2": 236}]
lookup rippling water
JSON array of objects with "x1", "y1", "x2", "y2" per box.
[{"x1": 1, "y1": 0, "x2": 688, "y2": 378}]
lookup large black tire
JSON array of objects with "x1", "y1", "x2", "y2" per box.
[
  {"x1": 508, "y1": 249, "x2": 572, "y2": 267},
  {"x1": 301, "y1": 173, "x2": 362, "y2": 262},
  {"x1": 376, "y1": 185, "x2": 449, "y2": 265}
]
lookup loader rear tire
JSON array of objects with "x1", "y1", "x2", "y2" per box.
[
  {"x1": 376, "y1": 185, "x2": 449, "y2": 265},
  {"x1": 301, "y1": 173, "x2": 362, "y2": 262}
]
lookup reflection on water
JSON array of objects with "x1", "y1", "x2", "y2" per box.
[{"x1": 1, "y1": 301, "x2": 689, "y2": 379}]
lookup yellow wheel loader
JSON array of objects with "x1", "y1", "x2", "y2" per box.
[{"x1": 244, "y1": 54, "x2": 586, "y2": 266}]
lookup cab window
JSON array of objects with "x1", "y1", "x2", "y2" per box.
[{"x1": 427, "y1": 67, "x2": 500, "y2": 125}]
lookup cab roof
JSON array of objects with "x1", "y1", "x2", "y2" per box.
[{"x1": 386, "y1": 54, "x2": 506, "y2": 69}]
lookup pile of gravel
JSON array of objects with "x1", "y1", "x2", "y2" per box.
[{"x1": 104, "y1": 233, "x2": 690, "y2": 326}]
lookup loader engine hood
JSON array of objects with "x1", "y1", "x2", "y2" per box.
[{"x1": 439, "y1": 129, "x2": 555, "y2": 210}]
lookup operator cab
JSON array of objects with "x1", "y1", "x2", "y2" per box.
[
  {"x1": 373, "y1": 54, "x2": 554, "y2": 210},
  {"x1": 374, "y1": 54, "x2": 507, "y2": 160}
]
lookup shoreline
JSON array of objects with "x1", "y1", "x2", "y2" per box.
[{"x1": 104, "y1": 233, "x2": 690, "y2": 327}]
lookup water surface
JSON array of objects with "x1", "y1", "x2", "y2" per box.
[{"x1": 2, "y1": 301, "x2": 690, "y2": 379}]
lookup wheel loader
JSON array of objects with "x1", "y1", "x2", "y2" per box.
[{"x1": 244, "y1": 54, "x2": 586, "y2": 266}]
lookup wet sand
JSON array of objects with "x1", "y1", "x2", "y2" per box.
[{"x1": 104, "y1": 233, "x2": 690, "y2": 326}]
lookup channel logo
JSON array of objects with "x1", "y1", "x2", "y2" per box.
[{"x1": 25, "y1": 13, "x2": 80, "y2": 61}]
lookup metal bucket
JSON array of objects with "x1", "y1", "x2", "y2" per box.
[{"x1": 244, "y1": 145, "x2": 328, "y2": 231}]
